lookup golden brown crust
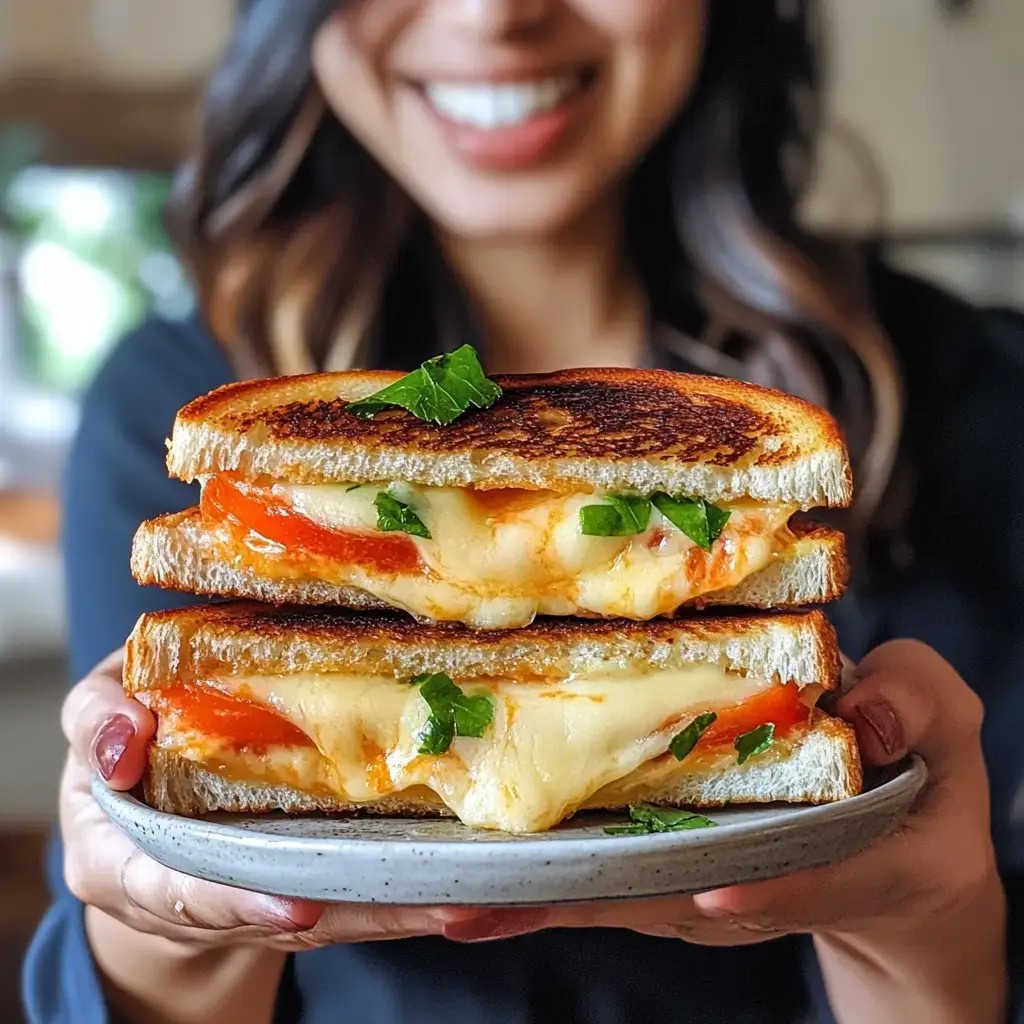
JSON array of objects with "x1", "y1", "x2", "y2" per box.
[
  {"x1": 124, "y1": 601, "x2": 842, "y2": 694},
  {"x1": 202, "y1": 370, "x2": 777, "y2": 463},
  {"x1": 129, "y1": 600, "x2": 833, "y2": 652},
  {"x1": 168, "y1": 368, "x2": 853, "y2": 506}
]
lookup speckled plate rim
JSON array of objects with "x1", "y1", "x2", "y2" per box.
[{"x1": 92, "y1": 757, "x2": 926, "y2": 905}]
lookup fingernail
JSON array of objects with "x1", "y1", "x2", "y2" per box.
[
  {"x1": 254, "y1": 896, "x2": 324, "y2": 932},
  {"x1": 93, "y1": 715, "x2": 136, "y2": 781},
  {"x1": 443, "y1": 909, "x2": 547, "y2": 943},
  {"x1": 853, "y1": 700, "x2": 903, "y2": 757}
]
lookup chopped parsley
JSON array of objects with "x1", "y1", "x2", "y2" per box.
[
  {"x1": 347, "y1": 345, "x2": 501, "y2": 426},
  {"x1": 578, "y1": 492, "x2": 731, "y2": 549},
  {"x1": 735, "y1": 723, "x2": 775, "y2": 765},
  {"x1": 603, "y1": 804, "x2": 717, "y2": 836},
  {"x1": 579, "y1": 495, "x2": 653, "y2": 536},
  {"x1": 410, "y1": 672, "x2": 494, "y2": 755},
  {"x1": 374, "y1": 493, "x2": 431, "y2": 539},
  {"x1": 668, "y1": 712, "x2": 718, "y2": 761},
  {"x1": 650, "y1": 494, "x2": 731, "y2": 552}
]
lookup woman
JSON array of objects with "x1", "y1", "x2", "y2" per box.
[{"x1": 23, "y1": 1, "x2": 1020, "y2": 1021}]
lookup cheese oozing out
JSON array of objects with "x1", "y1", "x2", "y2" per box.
[
  {"x1": 206, "y1": 478, "x2": 797, "y2": 629},
  {"x1": 156, "y1": 664, "x2": 811, "y2": 833}
]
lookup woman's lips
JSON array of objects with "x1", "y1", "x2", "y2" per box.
[{"x1": 416, "y1": 75, "x2": 594, "y2": 172}]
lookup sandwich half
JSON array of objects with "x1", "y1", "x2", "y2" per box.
[
  {"x1": 126, "y1": 603, "x2": 862, "y2": 834},
  {"x1": 133, "y1": 366, "x2": 851, "y2": 629}
]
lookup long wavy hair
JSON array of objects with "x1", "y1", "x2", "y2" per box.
[{"x1": 169, "y1": 0, "x2": 903, "y2": 530}]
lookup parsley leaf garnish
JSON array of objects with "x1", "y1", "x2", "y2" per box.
[
  {"x1": 577, "y1": 492, "x2": 731, "y2": 547},
  {"x1": 579, "y1": 495, "x2": 653, "y2": 537},
  {"x1": 347, "y1": 345, "x2": 502, "y2": 426},
  {"x1": 668, "y1": 712, "x2": 718, "y2": 761},
  {"x1": 410, "y1": 672, "x2": 494, "y2": 755},
  {"x1": 651, "y1": 494, "x2": 731, "y2": 551},
  {"x1": 603, "y1": 803, "x2": 717, "y2": 835},
  {"x1": 374, "y1": 493, "x2": 431, "y2": 539},
  {"x1": 735, "y1": 723, "x2": 775, "y2": 765}
]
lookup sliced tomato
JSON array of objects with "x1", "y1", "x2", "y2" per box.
[
  {"x1": 145, "y1": 685, "x2": 315, "y2": 750},
  {"x1": 201, "y1": 473, "x2": 423, "y2": 574},
  {"x1": 700, "y1": 682, "x2": 810, "y2": 749}
]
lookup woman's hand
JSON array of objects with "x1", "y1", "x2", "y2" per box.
[
  {"x1": 62, "y1": 651, "x2": 519, "y2": 1024},
  {"x1": 444, "y1": 640, "x2": 1008, "y2": 1024}
]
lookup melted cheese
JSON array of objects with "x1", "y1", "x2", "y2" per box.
[
  {"x1": 164, "y1": 665, "x2": 775, "y2": 833},
  {"x1": 213, "y1": 481, "x2": 795, "y2": 628}
]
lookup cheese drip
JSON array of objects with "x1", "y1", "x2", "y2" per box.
[
  {"x1": 163, "y1": 664, "x2": 778, "y2": 832},
  {"x1": 211, "y1": 480, "x2": 796, "y2": 628}
]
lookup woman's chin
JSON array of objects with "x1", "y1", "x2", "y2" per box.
[{"x1": 417, "y1": 178, "x2": 610, "y2": 241}]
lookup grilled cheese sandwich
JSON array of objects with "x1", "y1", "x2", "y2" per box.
[{"x1": 125, "y1": 362, "x2": 861, "y2": 835}]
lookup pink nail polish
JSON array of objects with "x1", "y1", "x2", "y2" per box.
[
  {"x1": 854, "y1": 700, "x2": 903, "y2": 757},
  {"x1": 93, "y1": 715, "x2": 136, "y2": 781}
]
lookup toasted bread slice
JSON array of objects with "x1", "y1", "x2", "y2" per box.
[
  {"x1": 143, "y1": 711, "x2": 861, "y2": 817},
  {"x1": 131, "y1": 512, "x2": 847, "y2": 619},
  {"x1": 167, "y1": 369, "x2": 852, "y2": 507},
  {"x1": 125, "y1": 603, "x2": 842, "y2": 693}
]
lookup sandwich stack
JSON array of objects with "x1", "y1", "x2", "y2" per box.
[{"x1": 127, "y1": 349, "x2": 861, "y2": 835}]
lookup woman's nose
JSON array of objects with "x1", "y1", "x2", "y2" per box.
[{"x1": 435, "y1": 0, "x2": 555, "y2": 36}]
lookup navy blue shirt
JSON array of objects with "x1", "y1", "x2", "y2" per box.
[{"x1": 23, "y1": 268, "x2": 1024, "y2": 1022}]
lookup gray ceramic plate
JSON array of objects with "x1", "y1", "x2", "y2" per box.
[{"x1": 93, "y1": 757, "x2": 925, "y2": 905}]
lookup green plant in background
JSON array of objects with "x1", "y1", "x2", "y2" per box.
[
  {"x1": 0, "y1": 124, "x2": 41, "y2": 215},
  {"x1": 0, "y1": 125, "x2": 191, "y2": 393}
]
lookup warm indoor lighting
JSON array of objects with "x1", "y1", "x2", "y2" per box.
[{"x1": 0, "y1": 0, "x2": 233, "y2": 87}]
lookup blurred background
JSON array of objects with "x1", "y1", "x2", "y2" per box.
[{"x1": 0, "y1": 0, "x2": 1021, "y2": 1017}]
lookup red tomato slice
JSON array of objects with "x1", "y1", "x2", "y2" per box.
[
  {"x1": 700, "y1": 682, "x2": 810, "y2": 749},
  {"x1": 201, "y1": 473, "x2": 423, "y2": 574},
  {"x1": 145, "y1": 685, "x2": 314, "y2": 750}
]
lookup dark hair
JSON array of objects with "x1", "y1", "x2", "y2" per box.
[{"x1": 170, "y1": 0, "x2": 901, "y2": 524}]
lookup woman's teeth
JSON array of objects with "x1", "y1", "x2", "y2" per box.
[{"x1": 423, "y1": 75, "x2": 582, "y2": 129}]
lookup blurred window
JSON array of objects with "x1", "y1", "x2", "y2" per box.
[
  {"x1": 4, "y1": 162, "x2": 191, "y2": 394},
  {"x1": 0, "y1": 124, "x2": 194, "y2": 490}
]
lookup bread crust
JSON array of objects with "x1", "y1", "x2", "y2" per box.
[
  {"x1": 167, "y1": 369, "x2": 852, "y2": 507},
  {"x1": 142, "y1": 711, "x2": 862, "y2": 820},
  {"x1": 124, "y1": 602, "x2": 842, "y2": 693}
]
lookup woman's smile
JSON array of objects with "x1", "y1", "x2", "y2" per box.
[
  {"x1": 313, "y1": 1, "x2": 704, "y2": 235},
  {"x1": 414, "y1": 69, "x2": 598, "y2": 170}
]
